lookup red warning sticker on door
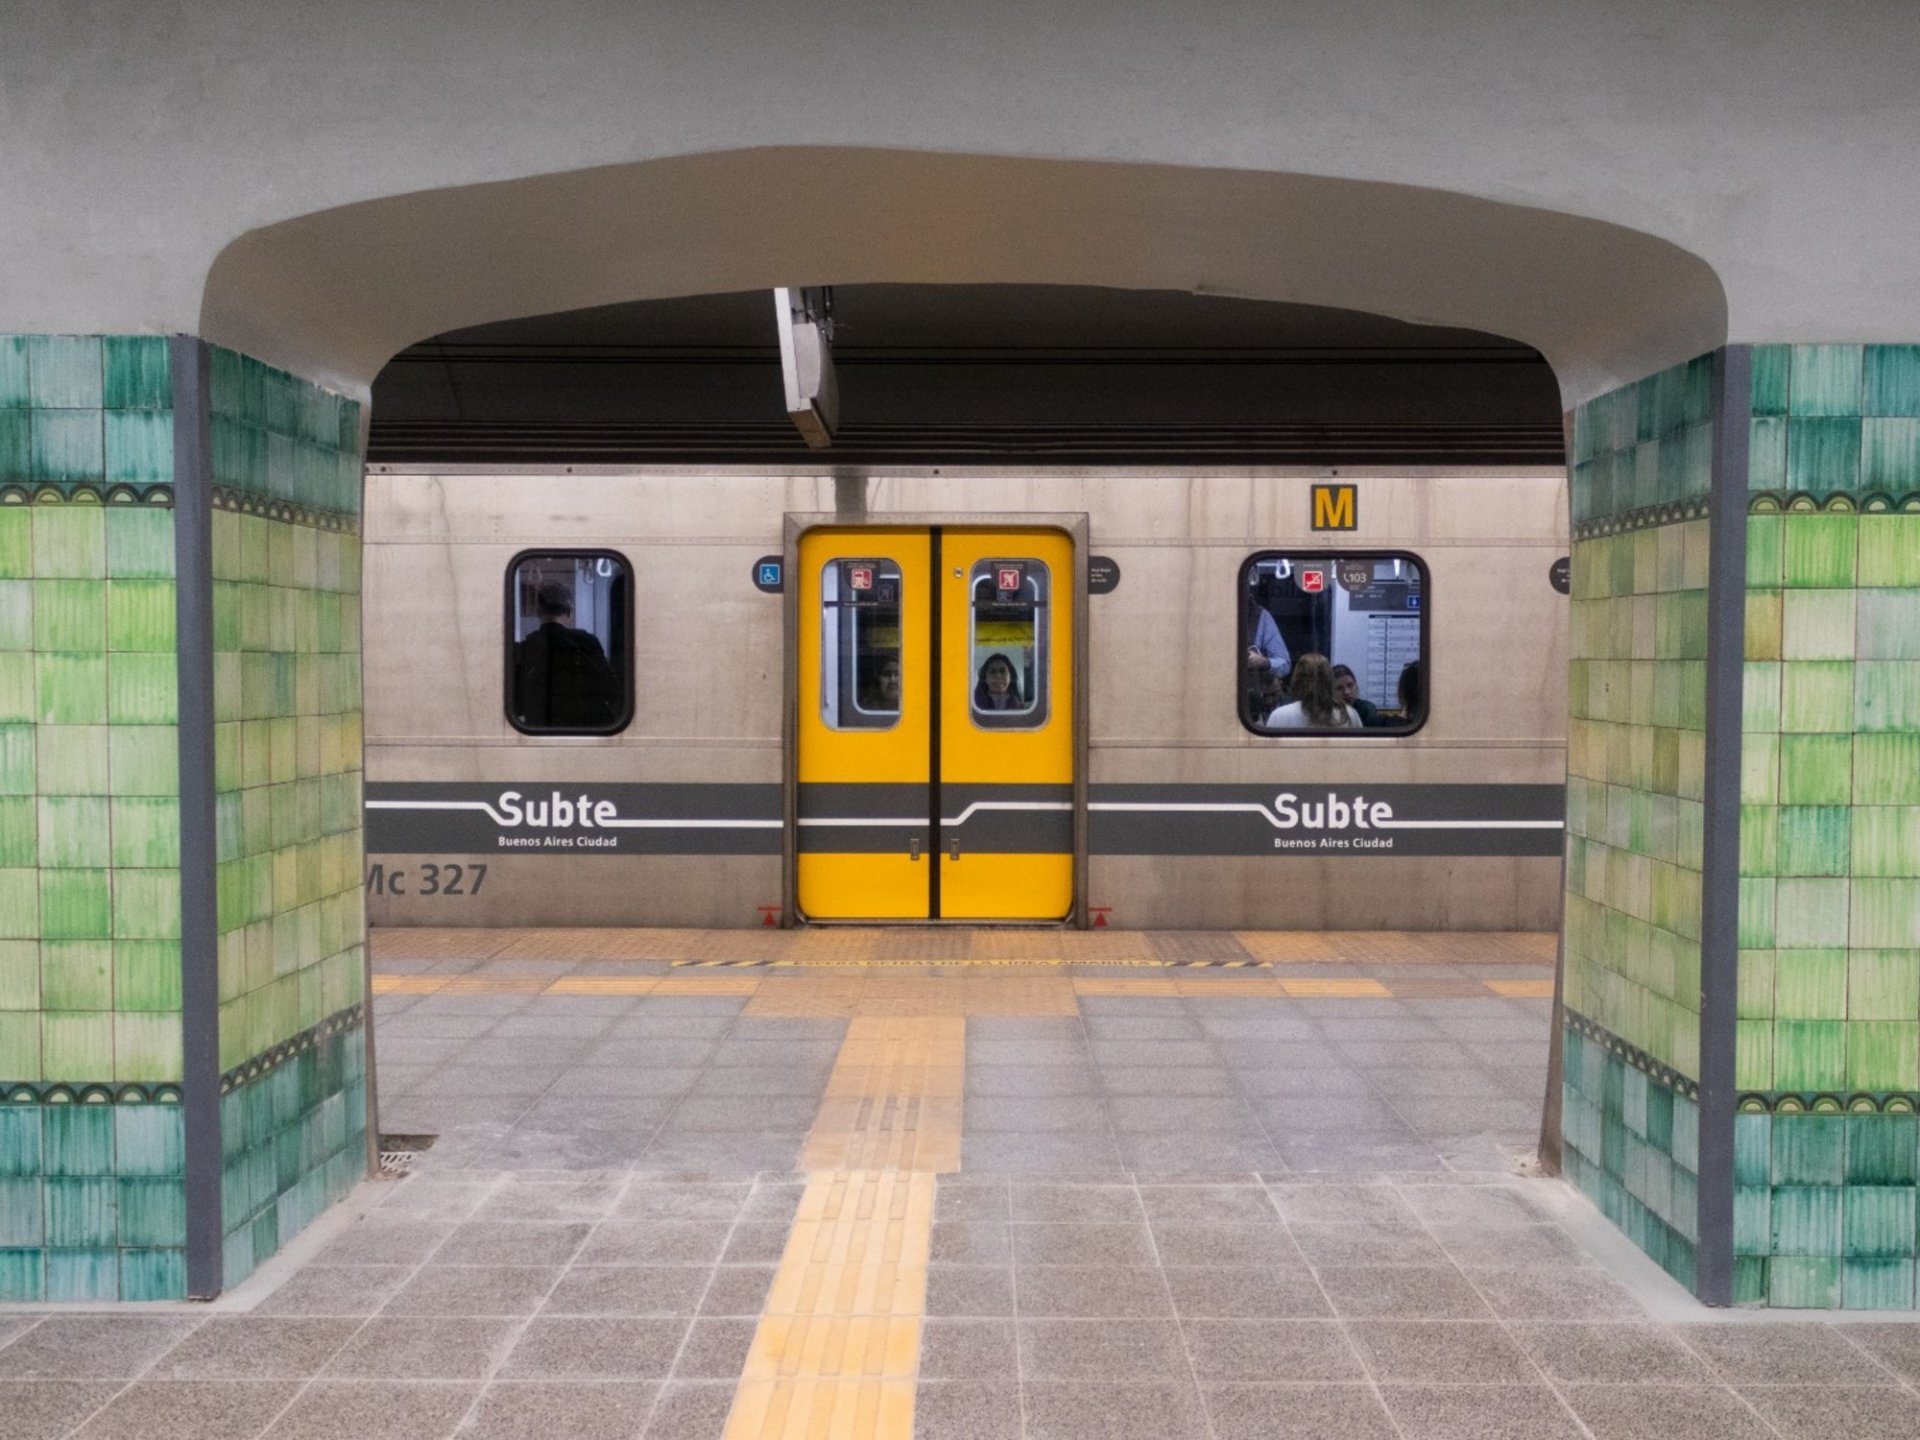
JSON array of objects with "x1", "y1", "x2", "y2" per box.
[
  {"x1": 1300, "y1": 569, "x2": 1326, "y2": 593},
  {"x1": 849, "y1": 565, "x2": 874, "y2": 590}
]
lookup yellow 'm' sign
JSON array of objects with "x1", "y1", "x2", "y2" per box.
[{"x1": 1311, "y1": 484, "x2": 1356, "y2": 531}]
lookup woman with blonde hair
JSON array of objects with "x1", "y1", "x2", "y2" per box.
[{"x1": 1264, "y1": 653, "x2": 1363, "y2": 730}]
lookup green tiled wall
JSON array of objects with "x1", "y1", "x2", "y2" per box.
[
  {"x1": 1562, "y1": 1020, "x2": 1700, "y2": 1289},
  {"x1": 0, "y1": 336, "x2": 367, "y2": 1301},
  {"x1": 205, "y1": 346, "x2": 365, "y2": 1286},
  {"x1": 1732, "y1": 344, "x2": 1920, "y2": 1308},
  {"x1": 1, "y1": 336, "x2": 187, "y2": 1300}
]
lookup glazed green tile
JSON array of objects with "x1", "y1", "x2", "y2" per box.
[
  {"x1": 31, "y1": 578, "x2": 106, "y2": 655},
  {"x1": 31, "y1": 411, "x2": 105, "y2": 484},
  {"x1": 1773, "y1": 1113, "x2": 1846, "y2": 1184},
  {"x1": 117, "y1": 1177, "x2": 186, "y2": 1246},
  {"x1": 105, "y1": 578, "x2": 174, "y2": 653},
  {"x1": 45, "y1": 1176, "x2": 116, "y2": 1247},
  {"x1": 1857, "y1": 515, "x2": 1920, "y2": 587},
  {"x1": 1855, "y1": 661, "x2": 1920, "y2": 733},
  {"x1": 1782, "y1": 513, "x2": 1858, "y2": 588},
  {"x1": 1778, "y1": 733, "x2": 1852, "y2": 806},
  {"x1": 119, "y1": 1248, "x2": 184, "y2": 1302},
  {"x1": 1779, "y1": 589, "x2": 1855, "y2": 660},
  {"x1": 102, "y1": 337, "x2": 170, "y2": 410},
  {"x1": 115, "y1": 1105, "x2": 183, "y2": 1177},
  {"x1": 0, "y1": 795, "x2": 32, "y2": 867},
  {"x1": 1848, "y1": 1113, "x2": 1919, "y2": 1186},
  {"x1": 1740, "y1": 879, "x2": 1777, "y2": 951},
  {"x1": 1777, "y1": 807, "x2": 1851, "y2": 877},
  {"x1": 1743, "y1": 662, "x2": 1781, "y2": 732},
  {"x1": 0, "y1": 583, "x2": 33, "y2": 657},
  {"x1": 46, "y1": 1250, "x2": 117, "y2": 1302},
  {"x1": 1746, "y1": 514, "x2": 1783, "y2": 586},
  {"x1": 1740, "y1": 950, "x2": 1775, "y2": 1019},
  {"x1": 113, "y1": 868, "x2": 180, "y2": 941},
  {"x1": 1848, "y1": 950, "x2": 1920, "y2": 1021},
  {"x1": 0, "y1": 1108, "x2": 39, "y2": 1177},
  {"x1": 1856, "y1": 589, "x2": 1920, "y2": 660},
  {"x1": 1863, "y1": 344, "x2": 1920, "y2": 418},
  {"x1": 1773, "y1": 1020, "x2": 1847, "y2": 1092},
  {"x1": 107, "y1": 652, "x2": 176, "y2": 725},
  {"x1": 1843, "y1": 1186, "x2": 1918, "y2": 1260},
  {"x1": 103, "y1": 410, "x2": 172, "y2": 487},
  {"x1": 103, "y1": 506, "x2": 173, "y2": 579},
  {"x1": 115, "y1": 1011, "x2": 180, "y2": 1081},
  {"x1": 115, "y1": 939, "x2": 181, "y2": 1012},
  {"x1": 1852, "y1": 809, "x2": 1920, "y2": 878},
  {"x1": 1774, "y1": 877, "x2": 1850, "y2": 948},
  {"x1": 1751, "y1": 345, "x2": 1792, "y2": 417},
  {"x1": 1744, "y1": 590, "x2": 1781, "y2": 662},
  {"x1": 40, "y1": 867, "x2": 109, "y2": 939},
  {"x1": 30, "y1": 505, "x2": 105, "y2": 578},
  {"x1": 1780, "y1": 661, "x2": 1853, "y2": 733},
  {"x1": 107, "y1": 724, "x2": 175, "y2": 797},
  {"x1": 0, "y1": 411, "x2": 27, "y2": 482},
  {"x1": 1771, "y1": 1184, "x2": 1844, "y2": 1258},
  {"x1": 1790, "y1": 345, "x2": 1865, "y2": 417},
  {"x1": 34, "y1": 653, "x2": 107, "y2": 725},
  {"x1": 41, "y1": 1011, "x2": 114, "y2": 1086},
  {"x1": 36, "y1": 795, "x2": 110, "y2": 869},
  {"x1": 1774, "y1": 948, "x2": 1848, "y2": 1020},
  {"x1": 0, "y1": 337, "x2": 27, "y2": 408},
  {"x1": 1852, "y1": 879, "x2": 1920, "y2": 948},
  {"x1": 1847, "y1": 1021, "x2": 1920, "y2": 1092},
  {"x1": 0, "y1": 871, "x2": 36, "y2": 939},
  {"x1": 0, "y1": 510, "x2": 27, "y2": 578},
  {"x1": 1842, "y1": 1259, "x2": 1914, "y2": 1309},
  {"x1": 26, "y1": 337, "x2": 103, "y2": 409},
  {"x1": 1862, "y1": 417, "x2": 1920, "y2": 494},
  {"x1": 1854, "y1": 734, "x2": 1920, "y2": 804},
  {"x1": 40, "y1": 938, "x2": 110, "y2": 1011},
  {"x1": 0, "y1": 1180, "x2": 44, "y2": 1245},
  {"x1": 109, "y1": 795, "x2": 179, "y2": 869}
]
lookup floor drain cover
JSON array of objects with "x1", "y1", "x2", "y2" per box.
[{"x1": 377, "y1": 1133, "x2": 437, "y2": 1175}]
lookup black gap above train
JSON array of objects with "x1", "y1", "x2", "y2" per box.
[{"x1": 369, "y1": 284, "x2": 1566, "y2": 468}]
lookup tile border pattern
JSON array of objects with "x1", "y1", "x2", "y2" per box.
[{"x1": 217, "y1": 1002, "x2": 364, "y2": 1095}]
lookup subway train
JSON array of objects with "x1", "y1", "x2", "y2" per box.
[{"x1": 360, "y1": 465, "x2": 1569, "y2": 930}]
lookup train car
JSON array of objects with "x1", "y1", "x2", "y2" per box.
[{"x1": 360, "y1": 465, "x2": 1568, "y2": 930}]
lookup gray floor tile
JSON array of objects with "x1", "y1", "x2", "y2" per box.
[
  {"x1": 718, "y1": 1221, "x2": 791, "y2": 1265},
  {"x1": 638, "y1": 1132, "x2": 806, "y2": 1172},
  {"x1": 926, "y1": 1266, "x2": 1016, "y2": 1317},
  {"x1": 253, "y1": 1266, "x2": 413, "y2": 1317},
  {"x1": 698, "y1": 1266, "x2": 776, "y2": 1316},
  {"x1": 641, "y1": 1380, "x2": 734, "y2": 1439},
  {"x1": 310, "y1": 1218, "x2": 456, "y2": 1266},
  {"x1": 464, "y1": 1380, "x2": 661, "y2": 1439},
  {"x1": 740, "y1": 1182, "x2": 806, "y2": 1223},
  {"x1": 671, "y1": 1319, "x2": 757, "y2": 1380},
  {"x1": 1082, "y1": 1016, "x2": 1206, "y2": 1040},
  {"x1": 1008, "y1": 1183, "x2": 1140, "y2": 1224},
  {"x1": 1845, "y1": 1323, "x2": 1920, "y2": 1384},
  {"x1": 704, "y1": 1041, "x2": 841, "y2": 1069},
  {"x1": 1266, "y1": 1183, "x2": 1418, "y2": 1226},
  {"x1": 1347, "y1": 1320, "x2": 1541, "y2": 1384},
  {"x1": 1203, "y1": 1382, "x2": 1397, "y2": 1440},
  {"x1": 545, "y1": 1068, "x2": 701, "y2": 1098},
  {"x1": 965, "y1": 1096, "x2": 1108, "y2": 1133},
  {"x1": 1425, "y1": 1222, "x2": 1591, "y2": 1269},
  {"x1": 504, "y1": 1096, "x2": 677, "y2": 1132},
  {"x1": 964, "y1": 1066, "x2": 1102, "y2": 1097},
  {"x1": 69, "y1": 1380, "x2": 301, "y2": 1440},
  {"x1": 1462, "y1": 1265, "x2": 1647, "y2": 1319},
  {"x1": 324, "y1": 1318, "x2": 519, "y2": 1380},
  {"x1": 1095, "y1": 1067, "x2": 1239, "y2": 1096},
  {"x1": 0, "y1": 1381, "x2": 125, "y2": 1440},
  {"x1": 429, "y1": 1221, "x2": 590, "y2": 1267},
  {"x1": 613, "y1": 1182, "x2": 751, "y2": 1222},
  {"x1": 1018, "y1": 1319, "x2": 1191, "y2": 1381},
  {"x1": 382, "y1": 1266, "x2": 561, "y2": 1317},
  {"x1": 1683, "y1": 1323, "x2": 1903, "y2": 1385},
  {"x1": 685, "y1": 1066, "x2": 827, "y2": 1097},
  {"x1": 1016, "y1": 1266, "x2": 1173, "y2": 1318},
  {"x1": 1236, "y1": 1068, "x2": 1370, "y2": 1098},
  {"x1": 0, "y1": 1319, "x2": 204, "y2": 1380},
  {"x1": 1119, "y1": 1134, "x2": 1284, "y2": 1173},
  {"x1": 1019, "y1": 1380, "x2": 1211, "y2": 1440},
  {"x1": 1564, "y1": 1383, "x2": 1779, "y2": 1439},
  {"x1": 260, "y1": 1380, "x2": 480, "y2": 1439},
  {"x1": 581, "y1": 1040, "x2": 716, "y2": 1068},
  {"x1": 1150, "y1": 1221, "x2": 1303, "y2": 1268},
  {"x1": 1012, "y1": 1223, "x2": 1156, "y2": 1267},
  {"x1": 1513, "y1": 1321, "x2": 1720, "y2": 1384},
  {"x1": 936, "y1": 1181, "x2": 1013, "y2": 1222},
  {"x1": 930, "y1": 1221, "x2": 1013, "y2": 1265},
  {"x1": 372, "y1": 1176, "x2": 495, "y2": 1220},
  {"x1": 911, "y1": 1380, "x2": 1023, "y2": 1440},
  {"x1": 1276, "y1": 1137, "x2": 1447, "y2": 1172},
  {"x1": 1182, "y1": 1319, "x2": 1364, "y2": 1382},
  {"x1": 471, "y1": 1180, "x2": 625, "y2": 1221},
  {"x1": 148, "y1": 1319, "x2": 359, "y2": 1380},
  {"x1": 499, "y1": 1317, "x2": 689, "y2": 1379},
  {"x1": 920, "y1": 1319, "x2": 1018, "y2": 1380},
  {"x1": 1736, "y1": 1385, "x2": 1920, "y2": 1439},
  {"x1": 667, "y1": 1096, "x2": 821, "y2": 1131},
  {"x1": 1376, "y1": 1383, "x2": 1586, "y2": 1439},
  {"x1": 1314, "y1": 1266, "x2": 1494, "y2": 1319},
  {"x1": 542, "y1": 1266, "x2": 712, "y2": 1316},
  {"x1": 1162, "y1": 1265, "x2": 1330, "y2": 1319},
  {"x1": 1090, "y1": 1040, "x2": 1219, "y2": 1068},
  {"x1": 1137, "y1": 1184, "x2": 1277, "y2": 1224},
  {"x1": 970, "y1": 1041, "x2": 1095, "y2": 1067},
  {"x1": 577, "y1": 1221, "x2": 734, "y2": 1266},
  {"x1": 1251, "y1": 1095, "x2": 1411, "y2": 1133}
]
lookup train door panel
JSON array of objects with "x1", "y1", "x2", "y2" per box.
[
  {"x1": 939, "y1": 529, "x2": 1074, "y2": 920},
  {"x1": 795, "y1": 524, "x2": 1075, "y2": 922},
  {"x1": 796, "y1": 530, "x2": 931, "y2": 919}
]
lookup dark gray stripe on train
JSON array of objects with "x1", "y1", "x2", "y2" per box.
[
  {"x1": 365, "y1": 781, "x2": 783, "y2": 855},
  {"x1": 797, "y1": 781, "x2": 931, "y2": 854},
  {"x1": 939, "y1": 784, "x2": 1073, "y2": 854}
]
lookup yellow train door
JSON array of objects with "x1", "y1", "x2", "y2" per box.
[
  {"x1": 794, "y1": 525, "x2": 1074, "y2": 922},
  {"x1": 937, "y1": 529, "x2": 1075, "y2": 920}
]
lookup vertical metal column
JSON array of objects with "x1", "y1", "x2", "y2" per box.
[
  {"x1": 170, "y1": 336, "x2": 224, "y2": 1299},
  {"x1": 1695, "y1": 344, "x2": 1752, "y2": 1307}
]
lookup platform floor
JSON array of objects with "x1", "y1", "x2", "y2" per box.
[{"x1": 4, "y1": 929, "x2": 1919, "y2": 1439}]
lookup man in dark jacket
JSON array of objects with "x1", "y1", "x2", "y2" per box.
[{"x1": 513, "y1": 581, "x2": 621, "y2": 728}]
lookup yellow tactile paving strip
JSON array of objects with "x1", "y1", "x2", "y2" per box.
[{"x1": 725, "y1": 1019, "x2": 960, "y2": 1437}]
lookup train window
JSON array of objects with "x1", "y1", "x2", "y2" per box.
[
  {"x1": 504, "y1": 551, "x2": 633, "y2": 734},
  {"x1": 820, "y1": 558, "x2": 904, "y2": 730},
  {"x1": 970, "y1": 558, "x2": 1049, "y2": 729},
  {"x1": 1239, "y1": 552, "x2": 1427, "y2": 735}
]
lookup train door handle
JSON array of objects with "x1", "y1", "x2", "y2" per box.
[
  {"x1": 909, "y1": 838, "x2": 921, "y2": 862},
  {"x1": 949, "y1": 838, "x2": 961, "y2": 861}
]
